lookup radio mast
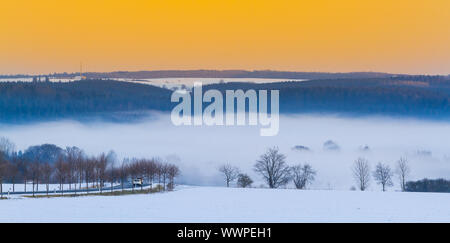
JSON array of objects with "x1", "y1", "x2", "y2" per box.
[{"x1": 75, "y1": 62, "x2": 86, "y2": 81}]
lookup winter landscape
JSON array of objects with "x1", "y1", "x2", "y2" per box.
[{"x1": 1, "y1": 0, "x2": 450, "y2": 225}]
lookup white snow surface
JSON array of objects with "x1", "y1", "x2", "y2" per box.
[{"x1": 1, "y1": 186, "x2": 449, "y2": 223}]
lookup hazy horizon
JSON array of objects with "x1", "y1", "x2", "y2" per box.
[{"x1": 0, "y1": 69, "x2": 448, "y2": 77}]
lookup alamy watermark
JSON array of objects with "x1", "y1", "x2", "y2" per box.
[{"x1": 171, "y1": 82, "x2": 279, "y2": 136}]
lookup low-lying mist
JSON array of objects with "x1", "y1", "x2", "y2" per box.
[{"x1": 1, "y1": 113, "x2": 449, "y2": 191}]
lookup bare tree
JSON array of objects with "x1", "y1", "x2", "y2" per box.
[
  {"x1": 144, "y1": 159, "x2": 157, "y2": 189},
  {"x1": 7, "y1": 158, "x2": 19, "y2": 192},
  {"x1": 155, "y1": 160, "x2": 163, "y2": 189},
  {"x1": 41, "y1": 162, "x2": 53, "y2": 196},
  {"x1": 96, "y1": 153, "x2": 108, "y2": 193},
  {"x1": 76, "y1": 157, "x2": 84, "y2": 193},
  {"x1": 138, "y1": 159, "x2": 148, "y2": 190},
  {"x1": 254, "y1": 147, "x2": 291, "y2": 188},
  {"x1": 83, "y1": 158, "x2": 95, "y2": 194},
  {"x1": 352, "y1": 158, "x2": 371, "y2": 191},
  {"x1": 30, "y1": 161, "x2": 41, "y2": 197},
  {"x1": 167, "y1": 164, "x2": 180, "y2": 191},
  {"x1": 0, "y1": 154, "x2": 8, "y2": 198},
  {"x1": 396, "y1": 157, "x2": 410, "y2": 191},
  {"x1": 161, "y1": 163, "x2": 170, "y2": 191},
  {"x1": 237, "y1": 173, "x2": 253, "y2": 188},
  {"x1": 66, "y1": 147, "x2": 84, "y2": 192},
  {"x1": 119, "y1": 159, "x2": 129, "y2": 192},
  {"x1": 66, "y1": 156, "x2": 75, "y2": 191},
  {"x1": 0, "y1": 138, "x2": 14, "y2": 197},
  {"x1": 106, "y1": 150, "x2": 118, "y2": 192},
  {"x1": 218, "y1": 164, "x2": 240, "y2": 187},
  {"x1": 18, "y1": 158, "x2": 30, "y2": 193},
  {"x1": 67, "y1": 147, "x2": 85, "y2": 194},
  {"x1": 373, "y1": 162, "x2": 394, "y2": 191},
  {"x1": 55, "y1": 156, "x2": 67, "y2": 195},
  {"x1": 0, "y1": 137, "x2": 16, "y2": 157},
  {"x1": 291, "y1": 164, "x2": 316, "y2": 189},
  {"x1": 93, "y1": 158, "x2": 100, "y2": 189},
  {"x1": 128, "y1": 158, "x2": 141, "y2": 192}
]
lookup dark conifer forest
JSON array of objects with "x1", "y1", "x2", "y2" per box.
[{"x1": 0, "y1": 75, "x2": 449, "y2": 123}]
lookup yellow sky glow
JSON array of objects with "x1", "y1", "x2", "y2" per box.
[{"x1": 0, "y1": 0, "x2": 449, "y2": 75}]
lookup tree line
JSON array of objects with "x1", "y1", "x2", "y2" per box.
[
  {"x1": 351, "y1": 157, "x2": 411, "y2": 192},
  {"x1": 0, "y1": 80, "x2": 173, "y2": 123},
  {"x1": 218, "y1": 147, "x2": 423, "y2": 192},
  {"x1": 219, "y1": 147, "x2": 317, "y2": 190},
  {"x1": 0, "y1": 138, "x2": 180, "y2": 197},
  {"x1": 1, "y1": 76, "x2": 450, "y2": 123},
  {"x1": 404, "y1": 178, "x2": 450, "y2": 193}
]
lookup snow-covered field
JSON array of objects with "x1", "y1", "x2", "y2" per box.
[
  {"x1": 116, "y1": 77, "x2": 306, "y2": 89},
  {"x1": 1, "y1": 186, "x2": 449, "y2": 223},
  {"x1": 0, "y1": 77, "x2": 305, "y2": 90}
]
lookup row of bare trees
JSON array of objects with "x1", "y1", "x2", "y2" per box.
[
  {"x1": 219, "y1": 147, "x2": 317, "y2": 189},
  {"x1": 352, "y1": 157, "x2": 411, "y2": 191},
  {"x1": 219, "y1": 147, "x2": 412, "y2": 192},
  {"x1": 120, "y1": 158, "x2": 180, "y2": 192},
  {"x1": 0, "y1": 139, "x2": 180, "y2": 197}
]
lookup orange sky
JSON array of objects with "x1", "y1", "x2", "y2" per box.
[{"x1": 0, "y1": 0, "x2": 449, "y2": 75}]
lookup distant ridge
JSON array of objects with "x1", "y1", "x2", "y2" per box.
[
  {"x1": 1, "y1": 77, "x2": 449, "y2": 123},
  {"x1": 80, "y1": 70, "x2": 401, "y2": 80},
  {"x1": 1, "y1": 70, "x2": 406, "y2": 80}
]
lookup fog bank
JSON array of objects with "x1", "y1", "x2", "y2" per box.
[{"x1": 1, "y1": 113, "x2": 449, "y2": 191}]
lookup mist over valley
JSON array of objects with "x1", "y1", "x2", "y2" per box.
[{"x1": 1, "y1": 113, "x2": 448, "y2": 190}]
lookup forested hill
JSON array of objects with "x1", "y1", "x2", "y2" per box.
[
  {"x1": 0, "y1": 76, "x2": 449, "y2": 123},
  {"x1": 204, "y1": 76, "x2": 450, "y2": 118},
  {"x1": 0, "y1": 80, "x2": 173, "y2": 123}
]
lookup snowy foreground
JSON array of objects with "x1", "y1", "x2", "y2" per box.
[{"x1": 1, "y1": 186, "x2": 449, "y2": 223}]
